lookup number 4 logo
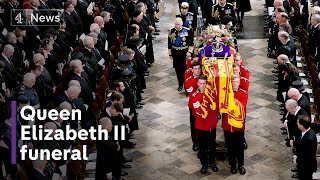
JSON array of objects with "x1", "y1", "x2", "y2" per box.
[{"x1": 15, "y1": 12, "x2": 23, "y2": 24}]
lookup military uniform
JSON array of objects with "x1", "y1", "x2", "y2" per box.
[
  {"x1": 16, "y1": 84, "x2": 40, "y2": 109},
  {"x1": 176, "y1": 12, "x2": 196, "y2": 34},
  {"x1": 239, "y1": 65, "x2": 250, "y2": 92},
  {"x1": 190, "y1": 89, "x2": 219, "y2": 172},
  {"x1": 168, "y1": 27, "x2": 194, "y2": 88},
  {"x1": 206, "y1": 2, "x2": 235, "y2": 25},
  {"x1": 185, "y1": 76, "x2": 199, "y2": 148},
  {"x1": 222, "y1": 88, "x2": 248, "y2": 173},
  {"x1": 184, "y1": 68, "x2": 193, "y2": 80}
]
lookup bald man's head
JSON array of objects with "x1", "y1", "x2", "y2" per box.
[
  {"x1": 288, "y1": 88, "x2": 301, "y2": 100},
  {"x1": 44, "y1": 122, "x2": 57, "y2": 136},
  {"x1": 99, "y1": 117, "x2": 113, "y2": 132}
]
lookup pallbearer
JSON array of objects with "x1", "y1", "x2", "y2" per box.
[
  {"x1": 190, "y1": 75, "x2": 219, "y2": 174},
  {"x1": 222, "y1": 74, "x2": 247, "y2": 175},
  {"x1": 184, "y1": 62, "x2": 201, "y2": 151}
]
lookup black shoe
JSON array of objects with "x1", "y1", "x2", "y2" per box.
[
  {"x1": 231, "y1": 166, "x2": 237, "y2": 174},
  {"x1": 274, "y1": 66, "x2": 279, "y2": 70},
  {"x1": 285, "y1": 140, "x2": 291, "y2": 147},
  {"x1": 273, "y1": 61, "x2": 278, "y2": 64},
  {"x1": 275, "y1": 82, "x2": 278, "y2": 85},
  {"x1": 243, "y1": 141, "x2": 248, "y2": 149},
  {"x1": 178, "y1": 86, "x2": 183, "y2": 91},
  {"x1": 120, "y1": 171, "x2": 128, "y2": 176},
  {"x1": 280, "y1": 111, "x2": 284, "y2": 115},
  {"x1": 281, "y1": 131, "x2": 288, "y2": 135},
  {"x1": 280, "y1": 117, "x2": 285, "y2": 121},
  {"x1": 291, "y1": 167, "x2": 298, "y2": 172},
  {"x1": 200, "y1": 166, "x2": 208, "y2": 174},
  {"x1": 279, "y1": 104, "x2": 284, "y2": 107},
  {"x1": 280, "y1": 127, "x2": 286, "y2": 130},
  {"x1": 272, "y1": 70, "x2": 279, "y2": 73},
  {"x1": 211, "y1": 163, "x2": 218, "y2": 172},
  {"x1": 136, "y1": 104, "x2": 143, "y2": 109},
  {"x1": 192, "y1": 144, "x2": 199, "y2": 151},
  {"x1": 144, "y1": 72, "x2": 150, "y2": 76},
  {"x1": 292, "y1": 174, "x2": 299, "y2": 178},
  {"x1": 129, "y1": 134, "x2": 135, "y2": 139},
  {"x1": 123, "y1": 144, "x2": 135, "y2": 149},
  {"x1": 122, "y1": 158, "x2": 133, "y2": 163},
  {"x1": 153, "y1": 32, "x2": 160, "y2": 35},
  {"x1": 239, "y1": 166, "x2": 246, "y2": 174},
  {"x1": 139, "y1": 101, "x2": 146, "y2": 105},
  {"x1": 155, "y1": 29, "x2": 160, "y2": 32},
  {"x1": 121, "y1": 163, "x2": 132, "y2": 169}
]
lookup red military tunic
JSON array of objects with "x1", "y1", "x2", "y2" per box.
[
  {"x1": 222, "y1": 88, "x2": 248, "y2": 132},
  {"x1": 240, "y1": 65, "x2": 250, "y2": 92},
  {"x1": 186, "y1": 58, "x2": 192, "y2": 69},
  {"x1": 184, "y1": 68, "x2": 193, "y2": 80},
  {"x1": 240, "y1": 77, "x2": 249, "y2": 92},
  {"x1": 185, "y1": 76, "x2": 198, "y2": 108},
  {"x1": 190, "y1": 90, "x2": 219, "y2": 131},
  {"x1": 240, "y1": 66, "x2": 250, "y2": 80}
]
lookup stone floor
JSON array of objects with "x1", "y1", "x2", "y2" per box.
[{"x1": 124, "y1": 0, "x2": 297, "y2": 179}]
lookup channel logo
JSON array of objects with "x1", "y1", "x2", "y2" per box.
[{"x1": 11, "y1": 9, "x2": 63, "y2": 26}]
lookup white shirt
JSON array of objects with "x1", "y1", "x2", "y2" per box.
[
  {"x1": 301, "y1": 128, "x2": 310, "y2": 138},
  {"x1": 294, "y1": 106, "x2": 301, "y2": 116}
]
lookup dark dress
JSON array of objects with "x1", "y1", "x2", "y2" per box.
[{"x1": 236, "y1": 0, "x2": 251, "y2": 12}]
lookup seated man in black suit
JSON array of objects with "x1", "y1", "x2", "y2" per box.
[{"x1": 293, "y1": 115, "x2": 317, "y2": 180}]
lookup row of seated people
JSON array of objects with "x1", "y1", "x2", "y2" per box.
[{"x1": 266, "y1": 0, "x2": 320, "y2": 179}]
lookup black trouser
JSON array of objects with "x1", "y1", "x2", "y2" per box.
[
  {"x1": 172, "y1": 49, "x2": 187, "y2": 87},
  {"x1": 189, "y1": 108, "x2": 197, "y2": 145},
  {"x1": 197, "y1": 129, "x2": 216, "y2": 167},
  {"x1": 298, "y1": 166, "x2": 313, "y2": 180},
  {"x1": 224, "y1": 130, "x2": 245, "y2": 168}
]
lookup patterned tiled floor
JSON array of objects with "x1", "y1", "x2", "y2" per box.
[{"x1": 124, "y1": 0, "x2": 296, "y2": 179}]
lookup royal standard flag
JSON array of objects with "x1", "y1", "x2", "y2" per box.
[{"x1": 202, "y1": 56, "x2": 245, "y2": 128}]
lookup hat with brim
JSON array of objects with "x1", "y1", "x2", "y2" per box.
[
  {"x1": 291, "y1": 80, "x2": 305, "y2": 91},
  {"x1": 181, "y1": 2, "x2": 189, "y2": 9}
]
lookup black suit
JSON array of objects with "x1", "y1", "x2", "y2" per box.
[
  {"x1": 308, "y1": 25, "x2": 320, "y2": 56},
  {"x1": 295, "y1": 129, "x2": 317, "y2": 180},
  {"x1": 62, "y1": 11, "x2": 83, "y2": 46},
  {"x1": 95, "y1": 137, "x2": 120, "y2": 179},
  {"x1": 0, "y1": 55, "x2": 19, "y2": 90},
  {"x1": 287, "y1": 107, "x2": 309, "y2": 141},
  {"x1": 298, "y1": 95, "x2": 311, "y2": 118},
  {"x1": 69, "y1": 72, "x2": 93, "y2": 105},
  {"x1": 283, "y1": 39, "x2": 297, "y2": 67},
  {"x1": 29, "y1": 168, "x2": 49, "y2": 180}
]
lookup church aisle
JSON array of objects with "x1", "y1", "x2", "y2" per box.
[{"x1": 124, "y1": 0, "x2": 294, "y2": 179}]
